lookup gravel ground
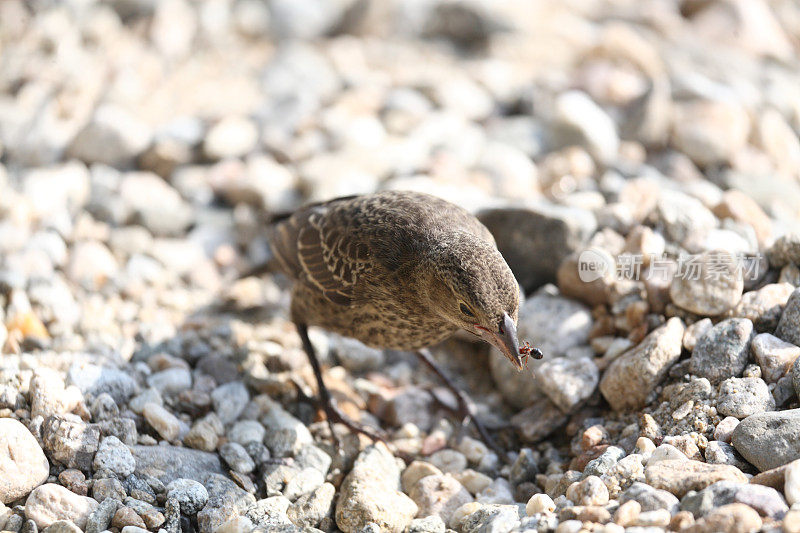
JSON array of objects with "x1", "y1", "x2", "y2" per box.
[{"x1": 2, "y1": 1, "x2": 800, "y2": 532}]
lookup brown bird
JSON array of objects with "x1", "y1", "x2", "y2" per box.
[{"x1": 267, "y1": 190, "x2": 542, "y2": 450}]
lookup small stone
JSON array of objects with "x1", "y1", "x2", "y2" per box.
[
  {"x1": 227, "y1": 420, "x2": 266, "y2": 446},
  {"x1": 84, "y1": 496, "x2": 118, "y2": 533},
  {"x1": 647, "y1": 444, "x2": 688, "y2": 465},
  {"x1": 476, "y1": 478, "x2": 514, "y2": 505},
  {"x1": 428, "y1": 450, "x2": 467, "y2": 475},
  {"x1": 767, "y1": 234, "x2": 800, "y2": 269},
  {"x1": 455, "y1": 437, "x2": 489, "y2": 465},
  {"x1": 681, "y1": 480, "x2": 787, "y2": 519},
  {"x1": 728, "y1": 283, "x2": 795, "y2": 332},
  {"x1": 93, "y1": 436, "x2": 135, "y2": 478},
  {"x1": 184, "y1": 417, "x2": 220, "y2": 451},
  {"x1": 335, "y1": 445, "x2": 417, "y2": 532},
  {"x1": 600, "y1": 317, "x2": 685, "y2": 410},
  {"x1": 67, "y1": 104, "x2": 151, "y2": 167},
  {"x1": 0, "y1": 418, "x2": 50, "y2": 504},
  {"x1": 458, "y1": 504, "x2": 522, "y2": 533},
  {"x1": 211, "y1": 381, "x2": 249, "y2": 424},
  {"x1": 565, "y1": 476, "x2": 609, "y2": 506},
  {"x1": 197, "y1": 474, "x2": 256, "y2": 533},
  {"x1": 166, "y1": 479, "x2": 209, "y2": 515},
  {"x1": 670, "y1": 250, "x2": 744, "y2": 316},
  {"x1": 776, "y1": 288, "x2": 800, "y2": 347},
  {"x1": 41, "y1": 415, "x2": 100, "y2": 472},
  {"x1": 57, "y1": 470, "x2": 87, "y2": 497},
  {"x1": 704, "y1": 441, "x2": 751, "y2": 471},
  {"x1": 142, "y1": 403, "x2": 181, "y2": 441},
  {"x1": 536, "y1": 356, "x2": 599, "y2": 413},
  {"x1": 287, "y1": 482, "x2": 335, "y2": 529},
  {"x1": 620, "y1": 482, "x2": 680, "y2": 513},
  {"x1": 510, "y1": 448, "x2": 539, "y2": 485},
  {"x1": 714, "y1": 417, "x2": 740, "y2": 443},
  {"x1": 551, "y1": 90, "x2": 619, "y2": 163},
  {"x1": 717, "y1": 377, "x2": 775, "y2": 418},
  {"x1": 244, "y1": 495, "x2": 291, "y2": 529},
  {"x1": 203, "y1": 116, "x2": 258, "y2": 160},
  {"x1": 784, "y1": 459, "x2": 800, "y2": 505},
  {"x1": 683, "y1": 318, "x2": 713, "y2": 352},
  {"x1": 123, "y1": 498, "x2": 164, "y2": 530},
  {"x1": 752, "y1": 333, "x2": 800, "y2": 383},
  {"x1": 613, "y1": 499, "x2": 640, "y2": 526},
  {"x1": 66, "y1": 364, "x2": 137, "y2": 405},
  {"x1": 92, "y1": 478, "x2": 126, "y2": 503},
  {"x1": 409, "y1": 474, "x2": 472, "y2": 525},
  {"x1": 690, "y1": 318, "x2": 754, "y2": 384},
  {"x1": 24, "y1": 484, "x2": 98, "y2": 530},
  {"x1": 645, "y1": 460, "x2": 748, "y2": 498},
  {"x1": 453, "y1": 470, "x2": 492, "y2": 496},
  {"x1": 732, "y1": 408, "x2": 800, "y2": 471},
  {"x1": 283, "y1": 468, "x2": 325, "y2": 501},
  {"x1": 405, "y1": 515, "x2": 445, "y2": 533},
  {"x1": 683, "y1": 503, "x2": 761, "y2": 533},
  {"x1": 526, "y1": 493, "x2": 555, "y2": 516},
  {"x1": 219, "y1": 442, "x2": 255, "y2": 474},
  {"x1": 131, "y1": 445, "x2": 223, "y2": 484},
  {"x1": 146, "y1": 368, "x2": 192, "y2": 396},
  {"x1": 40, "y1": 521, "x2": 82, "y2": 533},
  {"x1": 511, "y1": 397, "x2": 569, "y2": 443},
  {"x1": 111, "y1": 507, "x2": 146, "y2": 530}
]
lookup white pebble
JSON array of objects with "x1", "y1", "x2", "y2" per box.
[{"x1": 526, "y1": 493, "x2": 555, "y2": 515}]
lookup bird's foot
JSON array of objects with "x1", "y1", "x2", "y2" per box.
[{"x1": 320, "y1": 398, "x2": 387, "y2": 447}]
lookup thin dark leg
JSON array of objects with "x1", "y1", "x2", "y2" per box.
[
  {"x1": 415, "y1": 348, "x2": 505, "y2": 457},
  {"x1": 295, "y1": 323, "x2": 385, "y2": 444}
]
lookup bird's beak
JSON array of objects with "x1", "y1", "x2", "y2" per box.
[{"x1": 473, "y1": 313, "x2": 523, "y2": 371}]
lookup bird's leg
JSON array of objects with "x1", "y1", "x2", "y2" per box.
[
  {"x1": 415, "y1": 349, "x2": 506, "y2": 457},
  {"x1": 295, "y1": 323, "x2": 385, "y2": 445}
]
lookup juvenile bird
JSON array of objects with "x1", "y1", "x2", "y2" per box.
[{"x1": 268, "y1": 191, "x2": 542, "y2": 450}]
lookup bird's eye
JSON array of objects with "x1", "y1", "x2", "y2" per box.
[{"x1": 460, "y1": 303, "x2": 475, "y2": 317}]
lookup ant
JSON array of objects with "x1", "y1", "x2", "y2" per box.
[{"x1": 519, "y1": 341, "x2": 544, "y2": 369}]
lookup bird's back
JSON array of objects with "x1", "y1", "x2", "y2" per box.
[{"x1": 269, "y1": 191, "x2": 495, "y2": 305}]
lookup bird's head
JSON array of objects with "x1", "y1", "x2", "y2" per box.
[{"x1": 426, "y1": 232, "x2": 528, "y2": 370}]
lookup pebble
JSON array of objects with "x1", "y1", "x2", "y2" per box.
[
  {"x1": 427, "y1": 449, "x2": 467, "y2": 474},
  {"x1": 647, "y1": 444, "x2": 688, "y2": 465},
  {"x1": 197, "y1": 474, "x2": 256, "y2": 533},
  {"x1": 131, "y1": 445, "x2": 223, "y2": 484},
  {"x1": 84, "y1": 496, "x2": 118, "y2": 533},
  {"x1": 211, "y1": 381, "x2": 249, "y2": 424},
  {"x1": 645, "y1": 460, "x2": 748, "y2": 498},
  {"x1": 93, "y1": 436, "x2": 135, "y2": 478},
  {"x1": 717, "y1": 377, "x2": 775, "y2": 418},
  {"x1": 620, "y1": 482, "x2": 680, "y2": 514},
  {"x1": 219, "y1": 442, "x2": 255, "y2": 474},
  {"x1": 92, "y1": 478, "x2": 126, "y2": 503},
  {"x1": 203, "y1": 116, "x2": 258, "y2": 160},
  {"x1": 287, "y1": 482, "x2": 335, "y2": 530},
  {"x1": 401, "y1": 461, "x2": 443, "y2": 493},
  {"x1": 682, "y1": 503, "x2": 762, "y2": 533},
  {"x1": 283, "y1": 468, "x2": 325, "y2": 501},
  {"x1": 690, "y1": 318, "x2": 754, "y2": 384},
  {"x1": 409, "y1": 474, "x2": 473, "y2": 525},
  {"x1": 785, "y1": 459, "x2": 800, "y2": 506},
  {"x1": 24, "y1": 484, "x2": 98, "y2": 530},
  {"x1": 681, "y1": 480, "x2": 788, "y2": 520},
  {"x1": 44, "y1": 416, "x2": 100, "y2": 472},
  {"x1": 565, "y1": 476, "x2": 609, "y2": 506},
  {"x1": 142, "y1": 403, "x2": 182, "y2": 441},
  {"x1": 767, "y1": 235, "x2": 800, "y2": 269},
  {"x1": 0, "y1": 419, "x2": 49, "y2": 504},
  {"x1": 111, "y1": 507, "x2": 146, "y2": 530},
  {"x1": 670, "y1": 250, "x2": 743, "y2": 316},
  {"x1": 166, "y1": 478, "x2": 209, "y2": 515},
  {"x1": 732, "y1": 408, "x2": 800, "y2": 471},
  {"x1": 146, "y1": 368, "x2": 192, "y2": 396},
  {"x1": 227, "y1": 420, "x2": 266, "y2": 445},
  {"x1": 752, "y1": 333, "x2": 800, "y2": 383},
  {"x1": 776, "y1": 288, "x2": 800, "y2": 347},
  {"x1": 335, "y1": 445, "x2": 417, "y2": 532},
  {"x1": 728, "y1": 283, "x2": 795, "y2": 332},
  {"x1": 536, "y1": 356, "x2": 599, "y2": 413},
  {"x1": 600, "y1": 317, "x2": 685, "y2": 410}
]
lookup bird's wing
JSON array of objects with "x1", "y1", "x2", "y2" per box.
[{"x1": 269, "y1": 200, "x2": 370, "y2": 306}]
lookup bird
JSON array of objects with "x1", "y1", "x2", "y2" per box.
[{"x1": 266, "y1": 190, "x2": 542, "y2": 451}]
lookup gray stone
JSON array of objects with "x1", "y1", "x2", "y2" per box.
[
  {"x1": 728, "y1": 283, "x2": 795, "y2": 333},
  {"x1": 716, "y1": 377, "x2": 775, "y2": 418},
  {"x1": 335, "y1": 445, "x2": 417, "y2": 533},
  {"x1": 41, "y1": 415, "x2": 100, "y2": 472},
  {"x1": 535, "y1": 356, "x2": 599, "y2": 413},
  {"x1": 283, "y1": 468, "x2": 325, "y2": 502},
  {"x1": 66, "y1": 364, "x2": 137, "y2": 405},
  {"x1": 767, "y1": 234, "x2": 800, "y2": 268},
  {"x1": 131, "y1": 445, "x2": 223, "y2": 484},
  {"x1": 245, "y1": 495, "x2": 292, "y2": 528},
  {"x1": 600, "y1": 317, "x2": 685, "y2": 410},
  {"x1": 776, "y1": 288, "x2": 800, "y2": 347},
  {"x1": 84, "y1": 497, "x2": 118, "y2": 533},
  {"x1": 680, "y1": 481, "x2": 787, "y2": 519},
  {"x1": 0, "y1": 419, "x2": 49, "y2": 504},
  {"x1": 219, "y1": 442, "x2": 255, "y2": 474},
  {"x1": 93, "y1": 436, "x2": 135, "y2": 478},
  {"x1": 478, "y1": 206, "x2": 596, "y2": 291},
  {"x1": 287, "y1": 482, "x2": 335, "y2": 530},
  {"x1": 146, "y1": 368, "x2": 192, "y2": 396},
  {"x1": 509, "y1": 448, "x2": 539, "y2": 486},
  {"x1": 166, "y1": 479, "x2": 208, "y2": 516},
  {"x1": 405, "y1": 515, "x2": 445, "y2": 533},
  {"x1": 211, "y1": 381, "x2": 249, "y2": 424},
  {"x1": 490, "y1": 293, "x2": 592, "y2": 409},
  {"x1": 620, "y1": 482, "x2": 680, "y2": 514},
  {"x1": 197, "y1": 474, "x2": 256, "y2": 533},
  {"x1": 583, "y1": 446, "x2": 626, "y2": 478},
  {"x1": 260, "y1": 401, "x2": 313, "y2": 457},
  {"x1": 794, "y1": 356, "x2": 800, "y2": 399},
  {"x1": 732, "y1": 408, "x2": 800, "y2": 471},
  {"x1": 408, "y1": 474, "x2": 472, "y2": 525},
  {"x1": 24, "y1": 484, "x2": 98, "y2": 530},
  {"x1": 550, "y1": 90, "x2": 619, "y2": 164},
  {"x1": 67, "y1": 104, "x2": 151, "y2": 167},
  {"x1": 459, "y1": 504, "x2": 522, "y2": 533},
  {"x1": 669, "y1": 250, "x2": 743, "y2": 316},
  {"x1": 752, "y1": 333, "x2": 800, "y2": 383},
  {"x1": 704, "y1": 441, "x2": 752, "y2": 471},
  {"x1": 690, "y1": 318, "x2": 754, "y2": 383}
]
